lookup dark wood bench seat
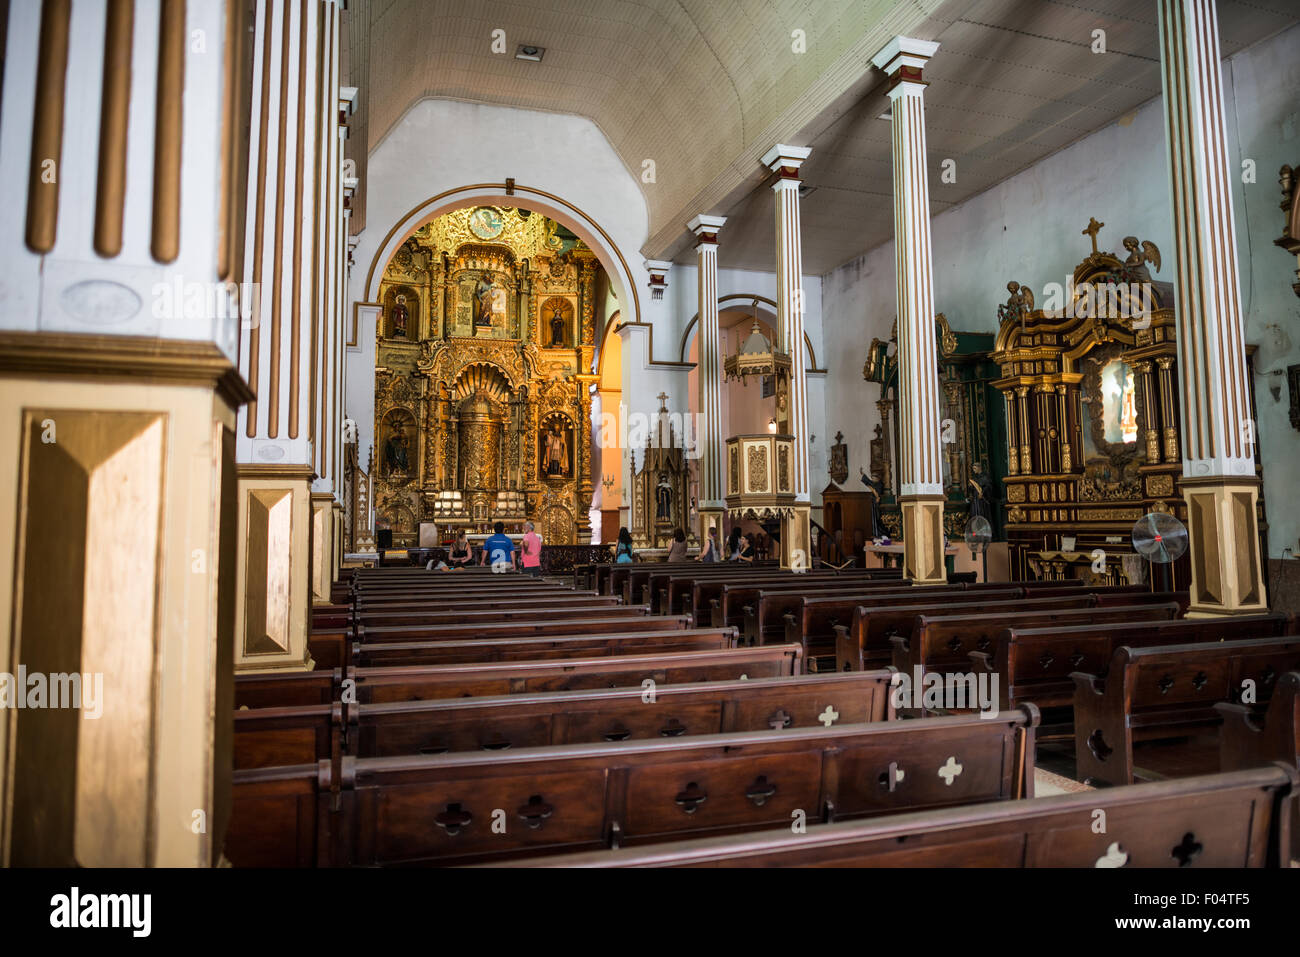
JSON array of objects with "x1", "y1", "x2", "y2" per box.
[
  {"x1": 353, "y1": 614, "x2": 691, "y2": 644},
  {"x1": 327, "y1": 705, "x2": 1037, "y2": 865},
  {"x1": 234, "y1": 703, "x2": 340, "y2": 771},
  {"x1": 348, "y1": 670, "x2": 897, "y2": 757},
  {"x1": 972, "y1": 612, "x2": 1296, "y2": 716},
  {"x1": 1071, "y1": 635, "x2": 1300, "y2": 787},
  {"x1": 500, "y1": 765, "x2": 1298, "y2": 868},
  {"x1": 1217, "y1": 671, "x2": 1300, "y2": 861},
  {"x1": 234, "y1": 668, "x2": 341, "y2": 709},
  {"x1": 349, "y1": 643, "x2": 805, "y2": 702},
  {"x1": 349, "y1": 626, "x2": 737, "y2": 668},
  {"x1": 352, "y1": 603, "x2": 648, "y2": 630},
  {"x1": 892, "y1": 602, "x2": 1181, "y2": 699}
]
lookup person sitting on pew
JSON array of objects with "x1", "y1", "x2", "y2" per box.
[
  {"x1": 448, "y1": 530, "x2": 472, "y2": 568},
  {"x1": 736, "y1": 533, "x2": 756, "y2": 563},
  {"x1": 698, "y1": 526, "x2": 720, "y2": 563},
  {"x1": 666, "y1": 527, "x2": 688, "y2": 562},
  {"x1": 614, "y1": 527, "x2": 636, "y2": 564},
  {"x1": 480, "y1": 522, "x2": 517, "y2": 571}
]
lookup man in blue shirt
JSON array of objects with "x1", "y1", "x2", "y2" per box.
[{"x1": 480, "y1": 522, "x2": 517, "y2": 571}]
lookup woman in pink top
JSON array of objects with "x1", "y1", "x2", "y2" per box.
[{"x1": 521, "y1": 521, "x2": 543, "y2": 577}]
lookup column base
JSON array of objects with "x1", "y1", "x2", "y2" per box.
[
  {"x1": 235, "y1": 465, "x2": 314, "y2": 673},
  {"x1": 780, "y1": 505, "x2": 812, "y2": 570},
  {"x1": 310, "y1": 492, "x2": 336, "y2": 606},
  {"x1": 0, "y1": 332, "x2": 249, "y2": 866},
  {"x1": 900, "y1": 494, "x2": 946, "y2": 585},
  {"x1": 1182, "y1": 478, "x2": 1268, "y2": 615}
]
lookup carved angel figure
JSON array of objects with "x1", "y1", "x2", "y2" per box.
[
  {"x1": 1121, "y1": 236, "x2": 1161, "y2": 280},
  {"x1": 997, "y1": 281, "x2": 1034, "y2": 326}
]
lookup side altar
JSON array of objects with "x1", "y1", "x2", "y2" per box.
[{"x1": 371, "y1": 206, "x2": 603, "y2": 547}]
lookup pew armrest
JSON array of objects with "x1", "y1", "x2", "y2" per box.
[{"x1": 1069, "y1": 670, "x2": 1104, "y2": 698}]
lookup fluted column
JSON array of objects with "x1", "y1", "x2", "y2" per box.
[
  {"x1": 763, "y1": 144, "x2": 812, "y2": 568},
  {"x1": 688, "y1": 214, "x2": 726, "y2": 545},
  {"x1": 236, "y1": 0, "x2": 345, "y2": 663},
  {"x1": 1157, "y1": 0, "x2": 1266, "y2": 613},
  {"x1": 872, "y1": 36, "x2": 945, "y2": 584}
]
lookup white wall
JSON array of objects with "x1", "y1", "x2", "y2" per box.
[{"x1": 822, "y1": 22, "x2": 1300, "y2": 558}]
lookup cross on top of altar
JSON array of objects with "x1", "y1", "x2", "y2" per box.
[{"x1": 1082, "y1": 217, "x2": 1105, "y2": 254}]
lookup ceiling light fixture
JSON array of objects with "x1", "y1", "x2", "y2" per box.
[{"x1": 516, "y1": 44, "x2": 545, "y2": 62}]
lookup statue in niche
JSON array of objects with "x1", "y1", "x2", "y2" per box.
[
  {"x1": 543, "y1": 422, "x2": 570, "y2": 477},
  {"x1": 391, "y1": 294, "x2": 409, "y2": 338},
  {"x1": 473, "y1": 276, "x2": 495, "y2": 327},
  {"x1": 655, "y1": 472, "x2": 672, "y2": 522},
  {"x1": 384, "y1": 424, "x2": 411, "y2": 475},
  {"x1": 550, "y1": 304, "x2": 567, "y2": 347}
]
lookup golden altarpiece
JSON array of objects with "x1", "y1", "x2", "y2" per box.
[
  {"x1": 629, "y1": 394, "x2": 692, "y2": 548},
  {"x1": 373, "y1": 207, "x2": 600, "y2": 547},
  {"x1": 993, "y1": 221, "x2": 1268, "y2": 586}
]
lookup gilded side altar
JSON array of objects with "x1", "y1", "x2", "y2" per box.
[{"x1": 373, "y1": 207, "x2": 601, "y2": 545}]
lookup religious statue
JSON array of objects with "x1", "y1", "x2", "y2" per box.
[
  {"x1": 859, "y1": 467, "x2": 887, "y2": 541},
  {"x1": 543, "y1": 423, "x2": 569, "y2": 477},
  {"x1": 473, "y1": 276, "x2": 495, "y2": 326},
  {"x1": 384, "y1": 426, "x2": 410, "y2": 475},
  {"x1": 549, "y1": 304, "x2": 566, "y2": 347},
  {"x1": 655, "y1": 472, "x2": 672, "y2": 522},
  {"x1": 391, "y1": 294, "x2": 409, "y2": 338},
  {"x1": 967, "y1": 463, "x2": 993, "y2": 523},
  {"x1": 828, "y1": 430, "x2": 848, "y2": 485},
  {"x1": 1120, "y1": 236, "x2": 1162, "y2": 281},
  {"x1": 868, "y1": 423, "x2": 892, "y2": 494},
  {"x1": 1120, "y1": 369, "x2": 1139, "y2": 442},
  {"x1": 997, "y1": 281, "x2": 1034, "y2": 327}
]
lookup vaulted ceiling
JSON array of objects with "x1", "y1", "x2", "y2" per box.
[{"x1": 343, "y1": 0, "x2": 1298, "y2": 275}]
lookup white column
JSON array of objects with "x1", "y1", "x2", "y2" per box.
[
  {"x1": 1156, "y1": 0, "x2": 1266, "y2": 613},
  {"x1": 872, "y1": 36, "x2": 946, "y2": 584},
  {"x1": 688, "y1": 215, "x2": 726, "y2": 541}
]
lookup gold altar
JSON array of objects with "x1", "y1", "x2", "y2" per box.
[{"x1": 373, "y1": 206, "x2": 601, "y2": 546}]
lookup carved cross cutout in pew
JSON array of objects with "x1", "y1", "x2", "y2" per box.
[
  {"x1": 745, "y1": 775, "x2": 777, "y2": 806},
  {"x1": 517, "y1": 795, "x2": 553, "y2": 830},
  {"x1": 675, "y1": 782, "x2": 707, "y2": 814},
  {"x1": 1095, "y1": 842, "x2": 1128, "y2": 868},
  {"x1": 435, "y1": 802, "x2": 473, "y2": 836},
  {"x1": 819, "y1": 705, "x2": 839, "y2": 727},
  {"x1": 1171, "y1": 832, "x2": 1202, "y2": 867},
  {"x1": 938, "y1": 756, "x2": 963, "y2": 786},
  {"x1": 879, "y1": 762, "x2": 905, "y2": 792},
  {"x1": 768, "y1": 709, "x2": 792, "y2": 729}
]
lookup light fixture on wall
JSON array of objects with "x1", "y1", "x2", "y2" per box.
[{"x1": 767, "y1": 417, "x2": 777, "y2": 434}]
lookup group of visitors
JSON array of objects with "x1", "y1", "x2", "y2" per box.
[
  {"x1": 426, "y1": 522, "x2": 544, "y2": 576},
  {"x1": 614, "y1": 525, "x2": 758, "y2": 563}
]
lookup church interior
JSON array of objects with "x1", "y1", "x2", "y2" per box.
[{"x1": 2, "y1": 0, "x2": 1300, "y2": 892}]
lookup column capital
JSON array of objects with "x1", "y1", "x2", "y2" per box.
[
  {"x1": 644, "y1": 260, "x2": 672, "y2": 296},
  {"x1": 871, "y1": 36, "x2": 939, "y2": 86},
  {"x1": 761, "y1": 144, "x2": 811, "y2": 179},
  {"x1": 688, "y1": 214, "x2": 727, "y2": 246}
]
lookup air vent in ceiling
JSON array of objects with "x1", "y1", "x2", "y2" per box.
[{"x1": 516, "y1": 44, "x2": 545, "y2": 62}]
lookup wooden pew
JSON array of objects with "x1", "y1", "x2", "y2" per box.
[
  {"x1": 234, "y1": 668, "x2": 341, "y2": 709},
  {"x1": 234, "y1": 703, "x2": 341, "y2": 771},
  {"x1": 348, "y1": 670, "x2": 897, "y2": 757},
  {"x1": 891, "y1": 602, "x2": 1181, "y2": 699},
  {"x1": 328, "y1": 706, "x2": 1038, "y2": 865},
  {"x1": 353, "y1": 614, "x2": 692, "y2": 644},
  {"x1": 227, "y1": 761, "x2": 332, "y2": 867},
  {"x1": 722, "y1": 579, "x2": 913, "y2": 640},
  {"x1": 1217, "y1": 671, "x2": 1300, "y2": 861},
  {"x1": 646, "y1": 564, "x2": 790, "y2": 616},
  {"x1": 1071, "y1": 635, "x2": 1300, "y2": 787},
  {"x1": 834, "y1": 593, "x2": 1106, "y2": 674},
  {"x1": 972, "y1": 612, "x2": 1295, "y2": 716},
  {"x1": 501, "y1": 765, "x2": 1298, "y2": 868},
  {"x1": 352, "y1": 602, "x2": 648, "y2": 630},
  {"x1": 351, "y1": 643, "x2": 805, "y2": 702},
  {"x1": 349, "y1": 626, "x2": 737, "y2": 668},
  {"x1": 695, "y1": 569, "x2": 900, "y2": 628}
]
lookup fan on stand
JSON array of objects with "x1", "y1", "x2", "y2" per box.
[
  {"x1": 963, "y1": 516, "x2": 992, "y2": 584},
  {"x1": 1130, "y1": 511, "x2": 1188, "y2": 593}
]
